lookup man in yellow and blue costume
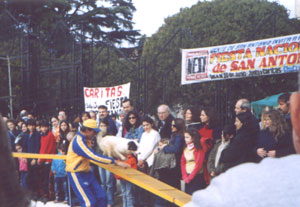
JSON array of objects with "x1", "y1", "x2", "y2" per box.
[{"x1": 66, "y1": 119, "x2": 128, "y2": 207}]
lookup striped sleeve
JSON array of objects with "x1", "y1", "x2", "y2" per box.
[{"x1": 73, "y1": 136, "x2": 114, "y2": 164}]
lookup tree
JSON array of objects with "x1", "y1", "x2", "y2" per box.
[
  {"x1": 0, "y1": 0, "x2": 140, "y2": 117},
  {"x1": 141, "y1": 0, "x2": 300, "y2": 118},
  {"x1": 3, "y1": 0, "x2": 139, "y2": 44}
]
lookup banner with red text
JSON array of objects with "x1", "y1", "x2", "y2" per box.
[
  {"x1": 181, "y1": 34, "x2": 300, "y2": 85},
  {"x1": 84, "y1": 83, "x2": 130, "y2": 115}
]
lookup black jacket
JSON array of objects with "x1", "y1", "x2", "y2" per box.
[
  {"x1": 254, "y1": 129, "x2": 295, "y2": 162},
  {"x1": 157, "y1": 114, "x2": 174, "y2": 139},
  {"x1": 220, "y1": 125, "x2": 253, "y2": 171}
]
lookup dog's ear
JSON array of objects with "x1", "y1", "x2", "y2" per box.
[{"x1": 127, "y1": 141, "x2": 138, "y2": 151}]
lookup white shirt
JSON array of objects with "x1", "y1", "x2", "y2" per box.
[
  {"x1": 137, "y1": 129, "x2": 161, "y2": 167},
  {"x1": 185, "y1": 155, "x2": 300, "y2": 207}
]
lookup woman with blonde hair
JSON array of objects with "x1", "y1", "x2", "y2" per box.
[{"x1": 255, "y1": 109, "x2": 295, "y2": 161}]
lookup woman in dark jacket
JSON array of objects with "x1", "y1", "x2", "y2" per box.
[
  {"x1": 159, "y1": 118, "x2": 185, "y2": 189},
  {"x1": 153, "y1": 118, "x2": 185, "y2": 207},
  {"x1": 184, "y1": 106, "x2": 202, "y2": 130},
  {"x1": 220, "y1": 112, "x2": 254, "y2": 171},
  {"x1": 255, "y1": 109, "x2": 295, "y2": 161}
]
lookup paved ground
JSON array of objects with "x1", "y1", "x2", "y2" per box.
[
  {"x1": 31, "y1": 180, "x2": 123, "y2": 207},
  {"x1": 31, "y1": 180, "x2": 185, "y2": 206}
]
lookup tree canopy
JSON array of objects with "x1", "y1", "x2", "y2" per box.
[
  {"x1": 0, "y1": 0, "x2": 140, "y2": 117},
  {"x1": 2, "y1": 0, "x2": 139, "y2": 43}
]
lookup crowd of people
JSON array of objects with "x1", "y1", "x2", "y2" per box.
[{"x1": 4, "y1": 93, "x2": 297, "y2": 207}]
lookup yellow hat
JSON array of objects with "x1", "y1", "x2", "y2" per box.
[{"x1": 82, "y1": 119, "x2": 101, "y2": 133}]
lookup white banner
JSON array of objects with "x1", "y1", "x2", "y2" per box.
[
  {"x1": 84, "y1": 83, "x2": 130, "y2": 115},
  {"x1": 181, "y1": 34, "x2": 300, "y2": 85}
]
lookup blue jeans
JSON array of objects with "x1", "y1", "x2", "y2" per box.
[
  {"x1": 98, "y1": 167, "x2": 115, "y2": 205},
  {"x1": 20, "y1": 171, "x2": 28, "y2": 189},
  {"x1": 120, "y1": 180, "x2": 134, "y2": 207},
  {"x1": 54, "y1": 176, "x2": 68, "y2": 201},
  {"x1": 68, "y1": 171, "x2": 107, "y2": 207}
]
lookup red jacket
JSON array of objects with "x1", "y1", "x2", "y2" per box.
[
  {"x1": 115, "y1": 154, "x2": 137, "y2": 180},
  {"x1": 199, "y1": 124, "x2": 214, "y2": 185},
  {"x1": 199, "y1": 124, "x2": 213, "y2": 153},
  {"x1": 181, "y1": 147, "x2": 205, "y2": 184},
  {"x1": 39, "y1": 130, "x2": 56, "y2": 163}
]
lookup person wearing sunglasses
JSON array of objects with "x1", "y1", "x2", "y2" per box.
[{"x1": 124, "y1": 110, "x2": 144, "y2": 142}]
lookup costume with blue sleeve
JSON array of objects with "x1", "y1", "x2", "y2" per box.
[{"x1": 66, "y1": 131, "x2": 115, "y2": 207}]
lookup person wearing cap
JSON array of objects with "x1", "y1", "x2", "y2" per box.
[{"x1": 66, "y1": 119, "x2": 129, "y2": 207}]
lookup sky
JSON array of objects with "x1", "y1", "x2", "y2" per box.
[{"x1": 131, "y1": 0, "x2": 296, "y2": 37}]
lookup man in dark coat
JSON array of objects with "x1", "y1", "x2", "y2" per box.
[
  {"x1": 157, "y1": 104, "x2": 174, "y2": 139},
  {"x1": 234, "y1": 98, "x2": 260, "y2": 162}
]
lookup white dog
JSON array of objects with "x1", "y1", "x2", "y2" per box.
[{"x1": 96, "y1": 129, "x2": 138, "y2": 161}]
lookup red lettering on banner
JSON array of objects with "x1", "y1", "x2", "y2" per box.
[
  {"x1": 117, "y1": 86, "x2": 123, "y2": 96},
  {"x1": 288, "y1": 42, "x2": 298, "y2": 52},
  {"x1": 111, "y1": 87, "x2": 116, "y2": 97},
  {"x1": 212, "y1": 63, "x2": 227, "y2": 73},
  {"x1": 243, "y1": 48, "x2": 253, "y2": 59},
  {"x1": 236, "y1": 49, "x2": 244, "y2": 60},
  {"x1": 221, "y1": 52, "x2": 230, "y2": 62},
  {"x1": 247, "y1": 59, "x2": 255, "y2": 69},
  {"x1": 268, "y1": 56, "x2": 277, "y2": 67},
  {"x1": 84, "y1": 88, "x2": 90, "y2": 97},
  {"x1": 94, "y1": 88, "x2": 99, "y2": 98},
  {"x1": 210, "y1": 53, "x2": 221, "y2": 64},
  {"x1": 287, "y1": 54, "x2": 297, "y2": 65},
  {"x1": 230, "y1": 61, "x2": 239, "y2": 71},
  {"x1": 256, "y1": 46, "x2": 265, "y2": 57},
  {"x1": 259, "y1": 57, "x2": 267, "y2": 68},
  {"x1": 283, "y1": 43, "x2": 289, "y2": 53},
  {"x1": 274, "y1": 44, "x2": 283, "y2": 55},
  {"x1": 230, "y1": 59, "x2": 255, "y2": 71},
  {"x1": 265, "y1": 45, "x2": 274, "y2": 56},
  {"x1": 278, "y1": 55, "x2": 287, "y2": 66},
  {"x1": 106, "y1": 88, "x2": 110, "y2": 97},
  {"x1": 85, "y1": 88, "x2": 99, "y2": 98},
  {"x1": 239, "y1": 61, "x2": 246, "y2": 70}
]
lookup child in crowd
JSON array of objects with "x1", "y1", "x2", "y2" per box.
[
  {"x1": 6, "y1": 119, "x2": 21, "y2": 151},
  {"x1": 207, "y1": 124, "x2": 236, "y2": 178},
  {"x1": 158, "y1": 138, "x2": 169, "y2": 150},
  {"x1": 24, "y1": 119, "x2": 41, "y2": 201},
  {"x1": 151, "y1": 138, "x2": 176, "y2": 179},
  {"x1": 114, "y1": 154, "x2": 137, "y2": 207},
  {"x1": 16, "y1": 142, "x2": 28, "y2": 189},
  {"x1": 57, "y1": 120, "x2": 71, "y2": 152},
  {"x1": 35, "y1": 120, "x2": 41, "y2": 133},
  {"x1": 38, "y1": 120, "x2": 56, "y2": 203},
  {"x1": 51, "y1": 143, "x2": 68, "y2": 203},
  {"x1": 181, "y1": 128, "x2": 206, "y2": 195}
]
